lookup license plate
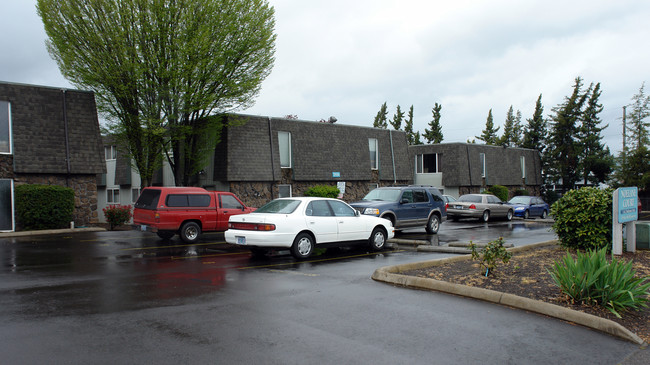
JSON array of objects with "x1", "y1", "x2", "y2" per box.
[
  {"x1": 236, "y1": 236, "x2": 246, "y2": 245},
  {"x1": 454, "y1": 205, "x2": 462, "y2": 209}
]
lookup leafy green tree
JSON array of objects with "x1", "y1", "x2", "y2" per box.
[
  {"x1": 38, "y1": 0, "x2": 276, "y2": 186},
  {"x1": 373, "y1": 102, "x2": 388, "y2": 129},
  {"x1": 522, "y1": 94, "x2": 547, "y2": 152},
  {"x1": 390, "y1": 105, "x2": 404, "y2": 130},
  {"x1": 476, "y1": 109, "x2": 500, "y2": 145},
  {"x1": 499, "y1": 106, "x2": 522, "y2": 147},
  {"x1": 404, "y1": 105, "x2": 421, "y2": 145},
  {"x1": 577, "y1": 83, "x2": 612, "y2": 185},
  {"x1": 423, "y1": 103, "x2": 444, "y2": 144},
  {"x1": 547, "y1": 77, "x2": 589, "y2": 192}
]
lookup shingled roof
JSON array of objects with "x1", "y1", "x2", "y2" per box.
[{"x1": 0, "y1": 82, "x2": 105, "y2": 175}]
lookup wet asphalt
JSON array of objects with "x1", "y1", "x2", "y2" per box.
[{"x1": 0, "y1": 219, "x2": 645, "y2": 364}]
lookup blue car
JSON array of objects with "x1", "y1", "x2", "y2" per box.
[{"x1": 507, "y1": 196, "x2": 549, "y2": 219}]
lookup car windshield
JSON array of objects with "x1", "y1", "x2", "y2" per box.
[
  {"x1": 362, "y1": 189, "x2": 401, "y2": 202},
  {"x1": 509, "y1": 196, "x2": 532, "y2": 204},
  {"x1": 458, "y1": 195, "x2": 482, "y2": 203},
  {"x1": 254, "y1": 199, "x2": 301, "y2": 214}
]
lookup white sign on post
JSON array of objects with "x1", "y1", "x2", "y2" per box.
[{"x1": 612, "y1": 187, "x2": 638, "y2": 255}]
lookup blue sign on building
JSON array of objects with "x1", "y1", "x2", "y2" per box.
[{"x1": 617, "y1": 187, "x2": 638, "y2": 223}]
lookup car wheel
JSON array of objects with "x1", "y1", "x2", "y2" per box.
[
  {"x1": 425, "y1": 214, "x2": 440, "y2": 234},
  {"x1": 291, "y1": 232, "x2": 314, "y2": 259},
  {"x1": 368, "y1": 227, "x2": 387, "y2": 251},
  {"x1": 523, "y1": 210, "x2": 529, "y2": 219},
  {"x1": 156, "y1": 230, "x2": 175, "y2": 240},
  {"x1": 179, "y1": 222, "x2": 201, "y2": 244},
  {"x1": 481, "y1": 210, "x2": 490, "y2": 222},
  {"x1": 541, "y1": 210, "x2": 548, "y2": 219},
  {"x1": 506, "y1": 210, "x2": 513, "y2": 221}
]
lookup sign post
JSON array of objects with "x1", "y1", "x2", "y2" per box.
[{"x1": 612, "y1": 187, "x2": 638, "y2": 255}]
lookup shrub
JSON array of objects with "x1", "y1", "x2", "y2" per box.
[
  {"x1": 304, "y1": 185, "x2": 340, "y2": 198},
  {"x1": 548, "y1": 247, "x2": 650, "y2": 318},
  {"x1": 483, "y1": 185, "x2": 509, "y2": 202},
  {"x1": 103, "y1": 205, "x2": 133, "y2": 230},
  {"x1": 15, "y1": 184, "x2": 74, "y2": 230},
  {"x1": 469, "y1": 237, "x2": 512, "y2": 276},
  {"x1": 551, "y1": 187, "x2": 612, "y2": 250},
  {"x1": 513, "y1": 189, "x2": 529, "y2": 197}
]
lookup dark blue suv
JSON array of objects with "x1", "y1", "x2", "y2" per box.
[{"x1": 350, "y1": 185, "x2": 446, "y2": 234}]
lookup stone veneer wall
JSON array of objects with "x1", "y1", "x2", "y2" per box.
[
  {"x1": 14, "y1": 174, "x2": 99, "y2": 226},
  {"x1": 230, "y1": 180, "x2": 411, "y2": 208},
  {"x1": 459, "y1": 185, "x2": 542, "y2": 198},
  {"x1": 0, "y1": 154, "x2": 14, "y2": 179}
]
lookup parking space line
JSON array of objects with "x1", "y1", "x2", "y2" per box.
[{"x1": 121, "y1": 242, "x2": 228, "y2": 251}]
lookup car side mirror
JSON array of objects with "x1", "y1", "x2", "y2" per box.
[
  {"x1": 355, "y1": 210, "x2": 360, "y2": 217},
  {"x1": 401, "y1": 198, "x2": 409, "y2": 204}
]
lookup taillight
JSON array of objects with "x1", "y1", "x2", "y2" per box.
[
  {"x1": 229, "y1": 222, "x2": 276, "y2": 231},
  {"x1": 445, "y1": 203, "x2": 449, "y2": 210},
  {"x1": 469, "y1": 204, "x2": 476, "y2": 210},
  {"x1": 154, "y1": 212, "x2": 160, "y2": 222}
]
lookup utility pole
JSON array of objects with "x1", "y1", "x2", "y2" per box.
[{"x1": 622, "y1": 106, "x2": 627, "y2": 178}]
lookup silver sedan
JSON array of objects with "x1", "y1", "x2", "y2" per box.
[{"x1": 447, "y1": 194, "x2": 513, "y2": 222}]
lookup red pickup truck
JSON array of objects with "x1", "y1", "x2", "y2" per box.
[{"x1": 133, "y1": 187, "x2": 255, "y2": 243}]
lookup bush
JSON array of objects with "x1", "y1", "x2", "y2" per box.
[
  {"x1": 304, "y1": 185, "x2": 340, "y2": 198},
  {"x1": 469, "y1": 237, "x2": 512, "y2": 277},
  {"x1": 551, "y1": 187, "x2": 612, "y2": 250},
  {"x1": 513, "y1": 189, "x2": 529, "y2": 197},
  {"x1": 548, "y1": 247, "x2": 650, "y2": 318},
  {"x1": 482, "y1": 185, "x2": 509, "y2": 202},
  {"x1": 15, "y1": 184, "x2": 75, "y2": 230},
  {"x1": 103, "y1": 205, "x2": 133, "y2": 230}
]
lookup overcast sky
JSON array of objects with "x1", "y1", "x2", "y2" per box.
[{"x1": 2, "y1": 1, "x2": 649, "y2": 153}]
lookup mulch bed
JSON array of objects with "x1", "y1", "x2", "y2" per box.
[{"x1": 403, "y1": 245, "x2": 650, "y2": 343}]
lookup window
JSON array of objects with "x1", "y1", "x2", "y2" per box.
[
  {"x1": 306, "y1": 200, "x2": 333, "y2": 217},
  {"x1": 220, "y1": 195, "x2": 243, "y2": 209},
  {"x1": 328, "y1": 200, "x2": 356, "y2": 217},
  {"x1": 166, "y1": 194, "x2": 211, "y2": 207},
  {"x1": 105, "y1": 145, "x2": 117, "y2": 160},
  {"x1": 278, "y1": 184, "x2": 292, "y2": 198},
  {"x1": 278, "y1": 131, "x2": 291, "y2": 168},
  {"x1": 413, "y1": 189, "x2": 429, "y2": 203},
  {"x1": 479, "y1": 153, "x2": 486, "y2": 178},
  {"x1": 0, "y1": 101, "x2": 11, "y2": 154},
  {"x1": 107, "y1": 189, "x2": 120, "y2": 204},
  {"x1": 131, "y1": 188, "x2": 141, "y2": 203},
  {"x1": 0, "y1": 179, "x2": 14, "y2": 231},
  {"x1": 369, "y1": 138, "x2": 378, "y2": 169},
  {"x1": 520, "y1": 156, "x2": 526, "y2": 179},
  {"x1": 416, "y1": 153, "x2": 439, "y2": 173}
]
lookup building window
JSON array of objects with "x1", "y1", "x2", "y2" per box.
[
  {"x1": 105, "y1": 145, "x2": 117, "y2": 160},
  {"x1": 0, "y1": 179, "x2": 14, "y2": 231},
  {"x1": 278, "y1": 184, "x2": 292, "y2": 198},
  {"x1": 107, "y1": 189, "x2": 120, "y2": 204},
  {"x1": 369, "y1": 138, "x2": 378, "y2": 170},
  {"x1": 131, "y1": 188, "x2": 141, "y2": 203},
  {"x1": 480, "y1": 153, "x2": 486, "y2": 178},
  {"x1": 278, "y1": 131, "x2": 291, "y2": 168},
  {"x1": 520, "y1": 156, "x2": 526, "y2": 179},
  {"x1": 416, "y1": 153, "x2": 439, "y2": 173},
  {"x1": 0, "y1": 101, "x2": 12, "y2": 154}
]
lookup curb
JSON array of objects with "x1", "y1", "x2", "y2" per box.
[
  {"x1": 372, "y1": 240, "x2": 647, "y2": 346},
  {"x1": 0, "y1": 227, "x2": 106, "y2": 238}
]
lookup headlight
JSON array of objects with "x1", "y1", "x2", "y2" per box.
[
  {"x1": 514, "y1": 207, "x2": 525, "y2": 212},
  {"x1": 363, "y1": 208, "x2": 380, "y2": 215}
]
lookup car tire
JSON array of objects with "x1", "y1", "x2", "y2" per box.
[
  {"x1": 179, "y1": 222, "x2": 201, "y2": 244},
  {"x1": 291, "y1": 232, "x2": 314, "y2": 259},
  {"x1": 506, "y1": 210, "x2": 513, "y2": 221},
  {"x1": 481, "y1": 210, "x2": 490, "y2": 222},
  {"x1": 156, "y1": 230, "x2": 175, "y2": 240},
  {"x1": 523, "y1": 210, "x2": 529, "y2": 219},
  {"x1": 425, "y1": 214, "x2": 440, "y2": 234},
  {"x1": 541, "y1": 210, "x2": 548, "y2": 219},
  {"x1": 369, "y1": 227, "x2": 387, "y2": 251}
]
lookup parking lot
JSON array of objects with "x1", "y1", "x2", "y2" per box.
[{"x1": 0, "y1": 220, "x2": 641, "y2": 364}]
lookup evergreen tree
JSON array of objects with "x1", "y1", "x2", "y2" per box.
[
  {"x1": 577, "y1": 82, "x2": 612, "y2": 185},
  {"x1": 373, "y1": 102, "x2": 388, "y2": 129},
  {"x1": 390, "y1": 105, "x2": 404, "y2": 130},
  {"x1": 499, "y1": 106, "x2": 522, "y2": 147},
  {"x1": 616, "y1": 83, "x2": 650, "y2": 189},
  {"x1": 547, "y1": 77, "x2": 589, "y2": 192},
  {"x1": 403, "y1": 105, "x2": 421, "y2": 145},
  {"x1": 423, "y1": 103, "x2": 443, "y2": 144},
  {"x1": 522, "y1": 94, "x2": 547, "y2": 152},
  {"x1": 476, "y1": 109, "x2": 500, "y2": 145}
]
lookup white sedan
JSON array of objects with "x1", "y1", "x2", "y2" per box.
[{"x1": 225, "y1": 197, "x2": 395, "y2": 259}]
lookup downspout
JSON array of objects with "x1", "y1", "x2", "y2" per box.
[
  {"x1": 62, "y1": 90, "x2": 71, "y2": 184},
  {"x1": 267, "y1": 117, "x2": 276, "y2": 199},
  {"x1": 466, "y1": 144, "x2": 473, "y2": 188},
  {"x1": 389, "y1": 130, "x2": 396, "y2": 184}
]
